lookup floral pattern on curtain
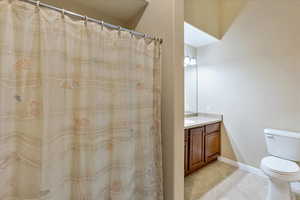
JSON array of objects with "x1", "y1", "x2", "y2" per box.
[{"x1": 0, "y1": 0, "x2": 162, "y2": 199}]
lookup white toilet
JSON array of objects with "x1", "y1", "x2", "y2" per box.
[{"x1": 261, "y1": 128, "x2": 300, "y2": 200}]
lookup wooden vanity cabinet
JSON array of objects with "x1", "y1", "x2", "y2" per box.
[
  {"x1": 205, "y1": 123, "x2": 221, "y2": 163},
  {"x1": 184, "y1": 129, "x2": 189, "y2": 176},
  {"x1": 189, "y1": 127, "x2": 205, "y2": 173},
  {"x1": 184, "y1": 122, "x2": 221, "y2": 176}
]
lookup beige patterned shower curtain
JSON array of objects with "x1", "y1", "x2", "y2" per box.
[{"x1": 0, "y1": 0, "x2": 162, "y2": 199}]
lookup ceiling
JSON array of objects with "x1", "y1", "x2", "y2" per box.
[
  {"x1": 42, "y1": 0, "x2": 148, "y2": 27},
  {"x1": 184, "y1": 22, "x2": 219, "y2": 47}
]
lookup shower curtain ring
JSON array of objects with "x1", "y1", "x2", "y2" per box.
[
  {"x1": 130, "y1": 30, "x2": 134, "y2": 38},
  {"x1": 84, "y1": 16, "x2": 88, "y2": 25},
  {"x1": 36, "y1": 1, "x2": 40, "y2": 8},
  {"x1": 61, "y1": 9, "x2": 65, "y2": 18},
  {"x1": 101, "y1": 20, "x2": 104, "y2": 30},
  {"x1": 118, "y1": 26, "x2": 122, "y2": 35}
]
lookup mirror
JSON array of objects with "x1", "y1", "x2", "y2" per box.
[{"x1": 184, "y1": 44, "x2": 198, "y2": 115}]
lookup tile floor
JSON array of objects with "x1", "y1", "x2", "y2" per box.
[{"x1": 185, "y1": 161, "x2": 300, "y2": 200}]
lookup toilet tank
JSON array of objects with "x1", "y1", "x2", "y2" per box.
[{"x1": 264, "y1": 129, "x2": 300, "y2": 161}]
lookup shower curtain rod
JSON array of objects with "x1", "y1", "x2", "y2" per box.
[{"x1": 19, "y1": 0, "x2": 163, "y2": 44}]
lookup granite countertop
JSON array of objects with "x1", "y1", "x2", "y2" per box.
[{"x1": 184, "y1": 113, "x2": 223, "y2": 129}]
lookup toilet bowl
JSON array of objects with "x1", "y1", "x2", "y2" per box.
[
  {"x1": 261, "y1": 129, "x2": 300, "y2": 200},
  {"x1": 261, "y1": 156, "x2": 300, "y2": 200}
]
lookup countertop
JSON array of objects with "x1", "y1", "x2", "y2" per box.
[{"x1": 184, "y1": 113, "x2": 223, "y2": 129}]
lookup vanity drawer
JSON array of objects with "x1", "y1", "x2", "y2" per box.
[{"x1": 205, "y1": 123, "x2": 220, "y2": 134}]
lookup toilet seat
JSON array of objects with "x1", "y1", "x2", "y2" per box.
[{"x1": 261, "y1": 156, "x2": 300, "y2": 175}]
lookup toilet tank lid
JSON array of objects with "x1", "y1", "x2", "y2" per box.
[{"x1": 264, "y1": 128, "x2": 300, "y2": 139}]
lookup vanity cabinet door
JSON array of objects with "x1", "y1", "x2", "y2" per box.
[
  {"x1": 184, "y1": 129, "x2": 189, "y2": 176},
  {"x1": 189, "y1": 127, "x2": 205, "y2": 172},
  {"x1": 205, "y1": 123, "x2": 221, "y2": 162}
]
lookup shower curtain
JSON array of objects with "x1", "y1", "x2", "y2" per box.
[{"x1": 0, "y1": 1, "x2": 162, "y2": 199}]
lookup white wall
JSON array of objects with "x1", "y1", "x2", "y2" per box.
[
  {"x1": 197, "y1": 0, "x2": 300, "y2": 167},
  {"x1": 185, "y1": 0, "x2": 247, "y2": 39},
  {"x1": 220, "y1": 0, "x2": 247, "y2": 36},
  {"x1": 42, "y1": 0, "x2": 125, "y2": 26}
]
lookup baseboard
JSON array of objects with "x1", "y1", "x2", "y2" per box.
[
  {"x1": 218, "y1": 156, "x2": 267, "y2": 178},
  {"x1": 218, "y1": 156, "x2": 300, "y2": 195}
]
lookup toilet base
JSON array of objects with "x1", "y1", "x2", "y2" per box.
[{"x1": 267, "y1": 178, "x2": 296, "y2": 200}]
